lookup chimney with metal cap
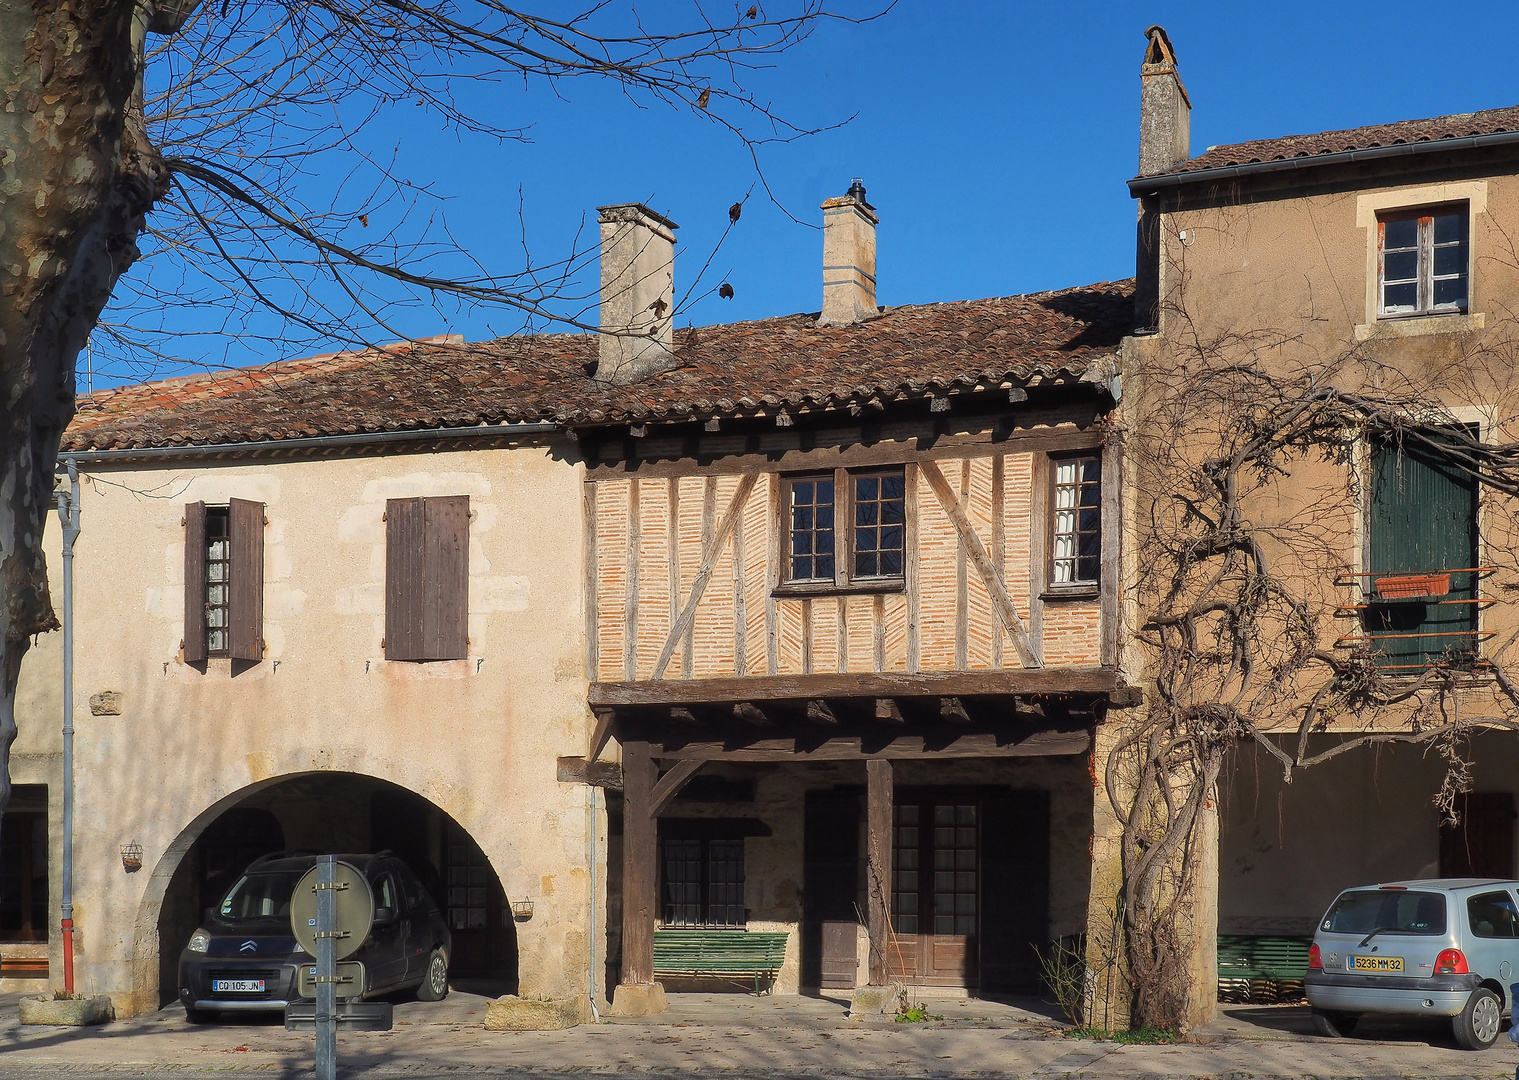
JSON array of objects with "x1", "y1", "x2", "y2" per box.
[
  {"x1": 818, "y1": 179, "x2": 878, "y2": 326},
  {"x1": 1138, "y1": 26, "x2": 1190, "y2": 176},
  {"x1": 595, "y1": 203, "x2": 678, "y2": 385}
]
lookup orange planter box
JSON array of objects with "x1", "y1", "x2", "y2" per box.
[{"x1": 1374, "y1": 573, "x2": 1451, "y2": 600}]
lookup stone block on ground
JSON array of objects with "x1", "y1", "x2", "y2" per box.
[
  {"x1": 848, "y1": 982, "x2": 905, "y2": 1018},
  {"x1": 607, "y1": 981, "x2": 668, "y2": 1017},
  {"x1": 18, "y1": 995, "x2": 114, "y2": 1026},
  {"x1": 483, "y1": 994, "x2": 591, "y2": 1031}
]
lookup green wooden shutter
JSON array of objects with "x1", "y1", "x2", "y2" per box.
[{"x1": 1368, "y1": 434, "x2": 1478, "y2": 667}]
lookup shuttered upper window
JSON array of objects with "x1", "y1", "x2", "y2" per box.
[
  {"x1": 385, "y1": 495, "x2": 469, "y2": 661},
  {"x1": 183, "y1": 499, "x2": 265, "y2": 663}
]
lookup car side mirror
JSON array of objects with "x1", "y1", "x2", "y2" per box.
[{"x1": 373, "y1": 906, "x2": 396, "y2": 927}]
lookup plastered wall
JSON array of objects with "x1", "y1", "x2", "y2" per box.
[{"x1": 58, "y1": 444, "x2": 603, "y2": 1015}]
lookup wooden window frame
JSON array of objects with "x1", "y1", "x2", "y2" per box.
[
  {"x1": 659, "y1": 835, "x2": 747, "y2": 929},
  {"x1": 183, "y1": 498, "x2": 265, "y2": 664},
  {"x1": 1377, "y1": 204, "x2": 1469, "y2": 319},
  {"x1": 775, "y1": 466, "x2": 908, "y2": 595},
  {"x1": 1047, "y1": 453, "x2": 1101, "y2": 595}
]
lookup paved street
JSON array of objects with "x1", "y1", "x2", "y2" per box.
[{"x1": 4, "y1": 990, "x2": 1519, "y2": 1078}]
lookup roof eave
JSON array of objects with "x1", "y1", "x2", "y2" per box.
[{"x1": 1127, "y1": 128, "x2": 1519, "y2": 196}]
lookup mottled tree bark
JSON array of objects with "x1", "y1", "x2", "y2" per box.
[{"x1": 0, "y1": 0, "x2": 170, "y2": 815}]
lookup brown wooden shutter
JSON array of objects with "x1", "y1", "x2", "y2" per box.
[
  {"x1": 385, "y1": 495, "x2": 469, "y2": 661},
  {"x1": 386, "y1": 497, "x2": 426, "y2": 661},
  {"x1": 422, "y1": 495, "x2": 469, "y2": 660},
  {"x1": 228, "y1": 498, "x2": 265, "y2": 662},
  {"x1": 183, "y1": 502, "x2": 208, "y2": 663}
]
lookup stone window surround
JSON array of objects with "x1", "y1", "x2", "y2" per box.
[{"x1": 1355, "y1": 181, "x2": 1488, "y2": 341}]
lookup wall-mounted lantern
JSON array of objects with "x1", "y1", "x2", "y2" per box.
[{"x1": 121, "y1": 841, "x2": 143, "y2": 873}]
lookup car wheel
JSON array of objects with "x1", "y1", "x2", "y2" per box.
[
  {"x1": 182, "y1": 1005, "x2": 213, "y2": 1024},
  {"x1": 415, "y1": 948, "x2": 449, "y2": 1002},
  {"x1": 1453, "y1": 987, "x2": 1503, "y2": 1050},
  {"x1": 1310, "y1": 1007, "x2": 1358, "y2": 1038}
]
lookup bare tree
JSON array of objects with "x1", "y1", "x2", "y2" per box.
[
  {"x1": 1102, "y1": 267, "x2": 1519, "y2": 1030},
  {"x1": 0, "y1": 0, "x2": 870, "y2": 815}
]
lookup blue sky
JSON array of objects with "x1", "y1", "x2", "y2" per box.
[{"x1": 106, "y1": 0, "x2": 1519, "y2": 385}]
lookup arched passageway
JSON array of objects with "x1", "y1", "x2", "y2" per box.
[{"x1": 154, "y1": 773, "x2": 517, "y2": 1007}]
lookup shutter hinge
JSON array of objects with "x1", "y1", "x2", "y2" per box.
[
  {"x1": 381, "y1": 512, "x2": 387, "y2": 522},
  {"x1": 380, "y1": 638, "x2": 387, "y2": 649},
  {"x1": 180, "y1": 516, "x2": 186, "y2": 526}
]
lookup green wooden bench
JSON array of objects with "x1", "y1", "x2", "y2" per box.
[
  {"x1": 652, "y1": 930, "x2": 789, "y2": 994},
  {"x1": 1218, "y1": 935, "x2": 1312, "y2": 1003}
]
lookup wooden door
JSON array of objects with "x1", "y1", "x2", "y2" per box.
[
  {"x1": 889, "y1": 800, "x2": 979, "y2": 986},
  {"x1": 1441, "y1": 792, "x2": 1516, "y2": 879},
  {"x1": 803, "y1": 789, "x2": 861, "y2": 988}
]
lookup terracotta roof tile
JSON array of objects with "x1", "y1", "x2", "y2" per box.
[
  {"x1": 1148, "y1": 104, "x2": 1519, "y2": 178},
  {"x1": 62, "y1": 281, "x2": 1133, "y2": 452}
]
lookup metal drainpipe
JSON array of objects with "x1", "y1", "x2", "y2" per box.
[{"x1": 55, "y1": 458, "x2": 80, "y2": 994}]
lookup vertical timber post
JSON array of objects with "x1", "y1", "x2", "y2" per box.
[
  {"x1": 865, "y1": 758, "x2": 894, "y2": 986},
  {"x1": 610, "y1": 739, "x2": 666, "y2": 1015}
]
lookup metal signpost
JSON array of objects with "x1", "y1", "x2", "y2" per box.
[{"x1": 287, "y1": 857, "x2": 388, "y2": 1079}]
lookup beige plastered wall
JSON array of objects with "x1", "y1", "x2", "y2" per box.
[
  {"x1": 660, "y1": 754, "x2": 1092, "y2": 995},
  {"x1": 3, "y1": 513, "x2": 64, "y2": 991},
  {"x1": 59, "y1": 444, "x2": 604, "y2": 1016},
  {"x1": 1122, "y1": 168, "x2": 1519, "y2": 1028}
]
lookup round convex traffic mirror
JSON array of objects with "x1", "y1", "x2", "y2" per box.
[{"x1": 289, "y1": 860, "x2": 374, "y2": 961}]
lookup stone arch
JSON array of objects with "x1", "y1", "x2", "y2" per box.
[{"x1": 128, "y1": 763, "x2": 518, "y2": 1015}]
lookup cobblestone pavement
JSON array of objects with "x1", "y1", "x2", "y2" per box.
[{"x1": 3, "y1": 991, "x2": 1519, "y2": 1078}]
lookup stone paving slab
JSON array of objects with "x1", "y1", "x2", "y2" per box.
[{"x1": 2, "y1": 992, "x2": 1519, "y2": 1078}]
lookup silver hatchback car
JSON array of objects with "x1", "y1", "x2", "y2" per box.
[{"x1": 1306, "y1": 879, "x2": 1519, "y2": 1050}]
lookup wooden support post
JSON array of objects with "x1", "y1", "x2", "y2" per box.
[
  {"x1": 866, "y1": 758, "x2": 894, "y2": 986},
  {"x1": 620, "y1": 740, "x2": 658, "y2": 987}
]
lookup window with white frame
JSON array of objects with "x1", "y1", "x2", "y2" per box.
[
  {"x1": 1050, "y1": 455, "x2": 1101, "y2": 587},
  {"x1": 1379, "y1": 206, "x2": 1468, "y2": 317}
]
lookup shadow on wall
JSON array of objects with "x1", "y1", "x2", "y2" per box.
[{"x1": 156, "y1": 773, "x2": 518, "y2": 1006}]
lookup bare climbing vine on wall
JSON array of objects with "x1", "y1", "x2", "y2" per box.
[{"x1": 1107, "y1": 297, "x2": 1519, "y2": 1030}]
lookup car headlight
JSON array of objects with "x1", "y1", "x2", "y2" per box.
[{"x1": 187, "y1": 929, "x2": 211, "y2": 953}]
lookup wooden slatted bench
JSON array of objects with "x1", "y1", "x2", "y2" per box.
[
  {"x1": 652, "y1": 930, "x2": 789, "y2": 994},
  {"x1": 1217, "y1": 935, "x2": 1312, "y2": 1003}
]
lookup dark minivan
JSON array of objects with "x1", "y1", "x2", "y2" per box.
[{"x1": 177, "y1": 852, "x2": 451, "y2": 1022}]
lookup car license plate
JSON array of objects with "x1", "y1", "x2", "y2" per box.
[
  {"x1": 1351, "y1": 956, "x2": 1404, "y2": 972},
  {"x1": 212, "y1": 979, "x2": 265, "y2": 993}
]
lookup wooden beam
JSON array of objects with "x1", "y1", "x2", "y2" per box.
[
  {"x1": 590, "y1": 668, "x2": 1120, "y2": 707},
  {"x1": 669, "y1": 707, "x2": 700, "y2": 724},
  {"x1": 651, "y1": 473, "x2": 759, "y2": 679},
  {"x1": 733, "y1": 701, "x2": 772, "y2": 726},
  {"x1": 806, "y1": 699, "x2": 839, "y2": 726},
  {"x1": 620, "y1": 740, "x2": 658, "y2": 986},
  {"x1": 919, "y1": 459, "x2": 1042, "y2": 669},
  {"x1": 651, "y1": 728, "x2": 1092, "y2": 761},
  {"x1": 939, "y1": 697, "x2": 971, "y2": 724},
  {"x1": 556, "y1": 756, "x2": 623, "y2": 789},
  {"x1": 865, "y1": 759, "x2": 893, "y2": 986},
  {"x1": 624, "y1": 479, "x2": 640, "y2": 682},
  {"x1": 874, "y1": 698, "x2": 904, "y2": 724},
  {"x1": 584, "y1": 481, "x2": 599, "y2": 681},
  {"x1": 589, "y1": 706, "x2": 617, "y2": 761},
  {"x1": 650, "y1": 759, "x2": 704, "y2": 815}
]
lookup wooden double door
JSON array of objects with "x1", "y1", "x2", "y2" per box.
[{"x1": 801, "y1": 786, "x2": 1049, "y2": 992}]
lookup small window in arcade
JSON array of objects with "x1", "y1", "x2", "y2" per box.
[
  {"x1": 1378, "y1": 206, "x2": 1468, "y2": 318},
  {"x1": 1050, "y1": 455, "x2": 1101, "y2": 587},
  {"x1": 660, "y1": 836, "x2": 746, "y2": 928},
  {"x1": 782, "y1": 468, "x2": 906, "y2": 588}
]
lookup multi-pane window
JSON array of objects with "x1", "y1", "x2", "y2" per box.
[
  {"x1": 1051, "y1": 456, "x2": 1101, "y2": 586},
  {"x1": 1379, "y1": 207, "x2": 1468, "y2": 317},
  {"x1": 787, "y1": 477, "x2": 836, "y2": 582},
  {"x1": 892, "y1": 802, "x2": 978, "y2": 938},
  {"x1": 784, "y1": 468, "x2": 906, "y2": 587},
  {"x1": 852, "y1": 471, "x2": 906, "y2": 578},
  {"x1": 661, "y1": 837, "x2": 746, "y2": 927},
  {"x1": 205, "y1": 507, "x2": 231, "y2": 656},
  {"x1": 447, "y1": 830, "x2": 491, "y2": 930}
]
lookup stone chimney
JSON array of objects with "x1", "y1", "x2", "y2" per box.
[
  {"x1": 1138, "y1": 26, "x2": 1190, "y2": 176},
  {"x1": 818, "y1": 179, "x2": 878, "y2": 327},
  {"x1": 595, "y1": 203, "x2": 678, "y2": 385}
]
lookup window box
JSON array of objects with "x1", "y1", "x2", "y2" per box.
[{"x1": 1374, "y1": 572, "x2": 1451, "y2": 601}]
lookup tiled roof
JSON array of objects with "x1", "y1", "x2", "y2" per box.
[
  {"x1": 62, "y1": 281, "x2": 1133, "y2": 452},
  {"x1": 1149, "y1": 104, "x2": 1519, "y2": 178}
]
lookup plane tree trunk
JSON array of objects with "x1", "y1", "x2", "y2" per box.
[{"x1": 0, "y1": 0, "x2": 170, "y2": 814}]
